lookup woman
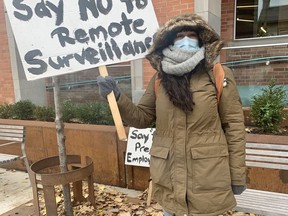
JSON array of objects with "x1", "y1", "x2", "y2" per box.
[{"x1": 97, "y1": 14, "x2": 246, "y2": 216}]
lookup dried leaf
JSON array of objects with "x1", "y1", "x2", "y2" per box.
[
  {"x1": 135, "y1": 210, "x2": 145, "y2": 215},
  {"x1": 152, "y1": 203, "x2": 163, "y2": 210},
  {"x1": 41, "y1": 208, "x2": 46, "y2": 216},
  {"x1": 118, "y1": 212, "x2": 131, "y2": 216},
  {"x1": 80, "y1": 205, "x2": 94, "y2": 213},
  {"x1": 114, "y1": 197, "x2": 123, "y2": 203},
  {"x1": 98, "y1": 184, "x2": 106, "y2": 191},
  {"x1": 151, "y1": 212, "x2": 164, "y2": 216},
  {"x1": 145, "y1": 207, "x2": 154, "y2": 213},
  {"x1": 131, "y1": 204, "x2": 140, "y2": 210},
  {"x1": 232, "y1": 212, "x2": 247, "y2": 216},
  {"x1": 25, "y1": 202, "x2": 33, "y2": 207},
  {"x1": 56, "y1": 196, "x2": 62, "y2": 204}
]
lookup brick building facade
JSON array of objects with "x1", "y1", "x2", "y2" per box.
[
  {"x1": 0, "y1": 0, "x2": 287, "y2": 107},
  {"x1": 0, "y1": 0, "x2": 14, "y2": 103}
]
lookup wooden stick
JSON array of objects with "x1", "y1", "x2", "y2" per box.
[
  {"x1": 99, "y1": 65, "x2": 127, "y2": 141},
  {"x1": 146, "y1": 179, "x2": 153, "y2": 206}
]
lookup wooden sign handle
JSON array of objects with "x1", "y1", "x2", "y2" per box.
[
  {"x1": 99, "y1": 65, "x2": 127, "y2": 141},
  {"x1": 146, "y1": 179, "x2": 153, "y2": 206}
]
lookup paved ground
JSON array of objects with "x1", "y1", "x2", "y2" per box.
[{"x1": 0, "y1": 168, "x2": 33, "y2": 215}]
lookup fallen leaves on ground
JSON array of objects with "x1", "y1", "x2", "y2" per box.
[
  {"x1": 245, "y1": 126, "x2": 288, "y2": 136},
  {"x1": 35, "y1": 183, "x2": 261, "y2": 216}
]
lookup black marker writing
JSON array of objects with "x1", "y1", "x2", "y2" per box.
[
  {"x1": 120, "y1": 0, "x2": 148, "y2": 14},
  {"x1": 78, "y1": 0, "x2": 112, "y2": 21},
  {"x1": 13, "y1": 0, "x2": 33, "y2": 21},
  {"x1": 24, "y1": 49, "x2": 47, "y2": 75},
  {"x1": 24, "y1": 37, "x2": 152, "y2": 74},
  {"x1": 12, "y1": 0, "x2": 64, "y2": 26},
  {"x1": 126, "y1": 152, "x2": 150, "y2": 164},
  {"x1": 130, "y1": 129, "x2": 150, "y2": 144},
  {"x1": 51, "y1": 13, "x2": 146, "y2": 48}
]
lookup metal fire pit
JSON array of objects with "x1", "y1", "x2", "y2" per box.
[{"x1": 29, "y1": 155, "x2": 95, "y2": 216}]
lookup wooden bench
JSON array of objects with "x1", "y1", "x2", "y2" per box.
[
  {"x1": 234, "y1": 142, "x2": 288, "y2": 216},
  {"x1": 0, "y1": 124, "x2": 30, "y2": 173}
]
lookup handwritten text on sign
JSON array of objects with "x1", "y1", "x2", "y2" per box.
[
  {"x1": 125, "y1": 127, "x2": 155, "y2": 167},
  {"x1": 4, "y1": 0, "x2": 159, "y2": 81}
]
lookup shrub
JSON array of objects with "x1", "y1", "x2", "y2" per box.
[
  {"x1": 75, "y1": 102, "x2": 113, "y2": 125},
  {"x1": 251, "y1": 82, "x2": 287, "y2": 133},
  {"x1": 0, "y1": 103, "x2": 14, "y2": 119},
  {"x1": 33, "y1": 106, "x2": 55, "y2": 122},
  {"x1": 12, "y1": 100, "x2": 35, "y2": 120},
  {"x1": 62, "y1": 100, "x2": 76, "y2": 122},
  {"x1": 1, "y1": 99, "x2": 114, "y2": 126}
]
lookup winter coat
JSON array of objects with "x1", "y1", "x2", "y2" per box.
[{"x1": 117, "y1": 14, "x2": 246, "y2": 216}]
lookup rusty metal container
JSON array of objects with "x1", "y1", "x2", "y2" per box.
[{"x1": 29, "y1": 155, "x2": 94, "y2": 216}]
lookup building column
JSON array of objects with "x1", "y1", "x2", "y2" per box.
[
  {"x1": 131, "y1": 59, "x2": 144, "y2": 104},
  {"x1": 5, "y1": 9, "x2": 47, "y2": 106},
  {"x1": 195, "y1": 0, "x2": 221, "y2": 35}
]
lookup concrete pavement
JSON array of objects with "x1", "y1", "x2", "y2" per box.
[{"x1": 0, "y1": 168, "x2": 33, "y2": 215}]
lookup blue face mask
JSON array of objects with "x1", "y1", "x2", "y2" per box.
[{"x1": 174, "y1": 36, "x2": 200, "y2": 52}]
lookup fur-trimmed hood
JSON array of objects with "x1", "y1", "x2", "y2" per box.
[{"x1": 146, "y1": 14, "x2": 224, "y2": 72}]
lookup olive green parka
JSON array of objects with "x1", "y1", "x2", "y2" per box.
[{"x1": 117, "y1": 14, "x2": 246, "y2": 216}]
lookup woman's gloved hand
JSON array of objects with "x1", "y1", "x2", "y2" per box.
[
  {"x1": 97, "y1": 76, "x2": 121, "y2": 100},
  {"x1": 232, "y1": 185, "x2": 246, "y2": 195}
]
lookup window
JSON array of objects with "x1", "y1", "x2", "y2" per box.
[{"x1": 235, "y1": 0, "x2": 288, "y2": 39}]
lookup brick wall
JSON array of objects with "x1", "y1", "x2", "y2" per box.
[
  {"x1": 220, "y1": 0, "x2": 235, "y2": 61},
  {"x1": 227, "y1": 46, "x2": 288, "y2": 85},
  {"x1": 46, "y1": 64, "x2": 131, "y2": 106},
  {"x1": 0, "y1": 1, "x2": 15, "y2": 104},
  {"x1": 221, "y1": 0, "x2": 234, "y2": 43},
  {"x1": 143, "y1": 0, "x2": 195, "y2": 87}
]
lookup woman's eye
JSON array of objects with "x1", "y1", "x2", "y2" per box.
[{"x1": 176, "y1": 35, "x2": 184, "y2": 39}]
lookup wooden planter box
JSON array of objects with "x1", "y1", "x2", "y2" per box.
[{"x1": 0, "y1": 119, "x2": 150, "y2": 190}]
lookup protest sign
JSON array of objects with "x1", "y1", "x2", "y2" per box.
[
  {"x1": 4, "y1": 0, "x2": 159, "y2": 81},
  {"x1": 125, "y1": 127, "x2": 155, "y2": 167}
]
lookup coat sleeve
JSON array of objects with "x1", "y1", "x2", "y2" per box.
[
  {"x1": 218, "y1": 66, "x2": 246, "y2": 186},
  {"x1": 116, "y1": 73, "x2": 157, "y2": 128}
]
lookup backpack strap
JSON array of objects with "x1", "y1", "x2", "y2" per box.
[
  {"x1": 154, "y1": 77, "x2": 161, "y2": 97},
  {"x1": 212, "y1": 63, "x2": 225, "y2": 103}
]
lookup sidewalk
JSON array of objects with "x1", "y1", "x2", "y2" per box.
[{"x1": 0, "y1": 168, "x2": 33, "y2": 215}]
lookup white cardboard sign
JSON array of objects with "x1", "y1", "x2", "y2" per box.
[
  {"x1": 4, "y1": 0, "x2": 159, "y2": 81},
  {"x1": 125, "y1": 127, "x2": 155, "y2": 167}
]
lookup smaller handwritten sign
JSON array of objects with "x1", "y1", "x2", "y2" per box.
[{"x1": 125, "y1": 127, "x2": 155, "y2": 167}]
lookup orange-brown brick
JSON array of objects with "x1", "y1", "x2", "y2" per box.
[{"x1": 0, "y1": 1, "x2": 15, "y2": 104}]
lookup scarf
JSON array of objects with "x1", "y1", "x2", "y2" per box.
[{"x1": 161, "y1": 46, "x2": 205, "y2": 76}]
